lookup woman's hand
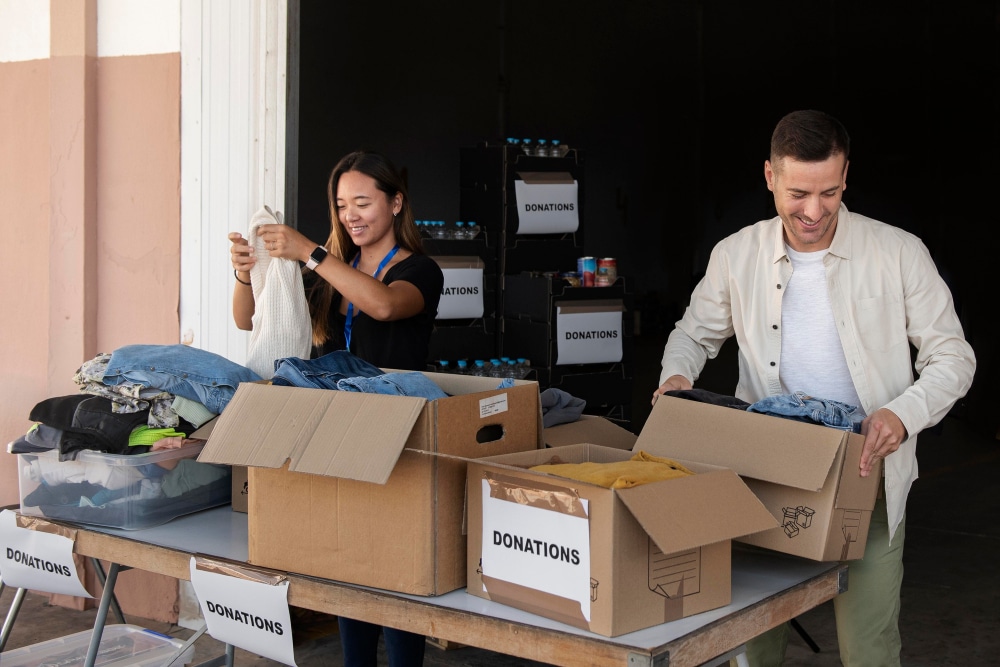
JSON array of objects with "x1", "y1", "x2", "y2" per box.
[
  {"x1": 229, "y1": 232, "x2": 256, "y2": 273},
  {"x1": 255, "y1": 223, "x2": 312, "y2": 264}
]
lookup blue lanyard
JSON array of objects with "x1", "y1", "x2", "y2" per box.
[{"x1": 344, "y1": 244, "x2": 400, "y2": 352}]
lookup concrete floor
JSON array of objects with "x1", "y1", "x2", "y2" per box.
[{"x1": 3, "y1": 335, "x2": 998, "y2": 665}]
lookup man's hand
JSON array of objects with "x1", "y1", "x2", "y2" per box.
[
  {"x1": 859, "y1": 408, "x2": 908, "y2": 478},
  {"x1": 652, "y1": 375, "x2": 693, "y2": 406}
]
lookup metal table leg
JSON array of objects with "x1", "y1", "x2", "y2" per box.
[
  {"x1": 90, "y1": 557, "x2": 127, "y2": 625},
  {"x1": 0, "y1": 579, "x2": 28, "y2": 652},
  {"x1": 83, "y1": 562, "x2": 129, "y2": 667}
]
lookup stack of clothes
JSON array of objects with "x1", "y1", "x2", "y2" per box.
[{"x1": 9, "y1": 344, "x2": 260, "y2": 527}]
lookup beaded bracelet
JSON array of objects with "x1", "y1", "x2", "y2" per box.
[{"x1": 233, "y1": 269, "x2": 251, "y2": 286}]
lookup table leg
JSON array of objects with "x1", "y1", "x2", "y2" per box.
[
  {"x1": 0, "y1": 581, "x2": 27, "y2": 652},
  {"x1": 84, "y1": 561, "x2": 126, "y2": 667}
]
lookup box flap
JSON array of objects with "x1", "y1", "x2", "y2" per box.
[
  {"x1": 617, "y1": 469, "x2": 778, "y2": 554},
  {"x1": 543, "y1": 416, "x2": 637, "y2": 450},
  {"x1": 835, "y1": 432, "x2": 882, "y2": 508},
  {"x1": 638, "y1": 396, "x2": 843, "y2": 491},
  {"x1": 432, "y1": 255, "x2": 485, "y2": 270},
  {"x1": 197, "y1": 383, "x2": 425, "y2": 484},
  {"x1": 517, "y1": 171, "x2": 575, "y2": 185},
  {"x1": 555, "y1": 299, "x2": 624, "y2": 315}
]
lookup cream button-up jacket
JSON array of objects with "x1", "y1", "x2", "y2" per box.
[{"x1": 660, "y1": 204, "x2": 976, "y2": 541}]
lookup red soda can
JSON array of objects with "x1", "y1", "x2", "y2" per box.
[
  {"x1": 577, "y1": 256, "x2": 596, "y2": 286},
  {"x1": 596, "y1": 258, "x2": 617, "y2": 286}
]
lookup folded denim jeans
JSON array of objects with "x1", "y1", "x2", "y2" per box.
[
  {"x1": 746, "y1": 391, "x2": 864, "y2": 433},
  {"x1": 337, "y1": 372, "x2": 448, "y2": 400},
  {"x1": 271, "y1": 350, "x2": 384, "y2": 390}
]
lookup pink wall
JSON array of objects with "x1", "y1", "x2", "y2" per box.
[
  {"x1": 0, "y1": 27, "x2": 182, "y2": 621},
  {"x1": 0, "y1": 58, "x2": 55, "y2": 505},
  {"x1": 0, "y1": 55, "x2": 180, "y2": 497}
]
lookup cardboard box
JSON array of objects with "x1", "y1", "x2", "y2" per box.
[
  {"x1": 543, "y1": 415, "x2": 637, "y2": 450},
  {"x1": 433, "y1": 255, "x2": 489, "y2": 320},
  {"x1": 191, "y1": 418, "x2": 247, "y2": 513},
  {"x1": 466, "y1": 443, "x2": 777, "y2": 637},
  {"x1": 231, "y1": 465, "x2": 249, "y2": 513},
  {"x1": 198, "y1": 373, "x2": 542, "y2": 596},
  {"x1": 644, "y1": 395, "x2": 882, "y2": 561}
]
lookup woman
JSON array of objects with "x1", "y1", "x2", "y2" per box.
[{"x1": 229, "y1": 150, "x2": 443, "y2": 666}]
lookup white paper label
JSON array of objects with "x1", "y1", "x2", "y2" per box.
[
  {"x1": 0, "y1": 509, "x2": 92, "y2": 598},
  {"x1": 480, "y1": 480, "x2": 592, "y2": 621},
  {"x1": 437, "y1": 267, "x2": 485, "y2": 319},
  {"x1": 479, "y1": 393, "x2": 509, "y2": 418},
  {"x1": 513, "y1": 180, "x2": 580, "y2": 234},
  {"x1": 189, "y1": 557, "x2": 297, "y2": 666},
  {"x1": 556, "y1": 308, "x2": 623, "y2": 364}
]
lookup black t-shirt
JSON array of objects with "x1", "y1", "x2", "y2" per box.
[{"x1": 309, "y1": 253, "x2": 443, "y2": 371}]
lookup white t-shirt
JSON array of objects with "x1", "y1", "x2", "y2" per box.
[{"x1": 780, "y1": 246, "x2": 864, "y2": 414}]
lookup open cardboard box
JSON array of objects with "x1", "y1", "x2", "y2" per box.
[
  {"x1": 543, "y1": 414, "x2": 637, "y2": 451},
  {"x1": 466, "y1": 443, "x2": 777, "y2": 637},
  {"x1": 197, "y1": 372, "x2": 542, "y2": 596},
  {"x1": 645, "y1": 395, "x2": 882, "y2": 561}
]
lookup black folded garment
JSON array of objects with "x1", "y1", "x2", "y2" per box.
[
  {"x1": 664, "y1": 388, "x2": 751, "y2": 410},
  {"x1": 28, "y1": 395, "x2": 151, "y2": 456}
]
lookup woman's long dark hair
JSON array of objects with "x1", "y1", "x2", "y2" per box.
[{"x1": 306, "y1": 150, "x2": 424, "y2": 346}]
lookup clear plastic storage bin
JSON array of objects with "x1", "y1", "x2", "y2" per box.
[
  {"x1": 17, "y1": 443, "x2": 231, "y2": 530},
  {"x1": 0, "y1": 624, "x2": 195, "y2": 666}
]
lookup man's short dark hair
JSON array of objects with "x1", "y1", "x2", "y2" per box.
[{"x1": 771, "y1": 110, "x2": 851, "y2": 163}]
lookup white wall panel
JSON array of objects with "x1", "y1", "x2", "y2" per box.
[
  {"x1": 0, "y1": 0, "x2": 49, "y2": 63},
  {"x1": 97, "y1": 0, "x2": 180, "y2": 56}
]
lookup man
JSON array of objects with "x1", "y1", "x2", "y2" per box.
[{"x1": 652, "y1": 109, "x2": 976, "y2": 666}]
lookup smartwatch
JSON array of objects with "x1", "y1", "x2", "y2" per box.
[{"x1": 305, "y1": 245, "x2": 328, "y2": 270}]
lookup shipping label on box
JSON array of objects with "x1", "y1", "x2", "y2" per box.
[
  {"x1": 556, "y1": 300, "x2": 623, "y2": 365},
  {"x1": 514, "y1": 172, "x2": 579, "y2": 234},
  {"x1": 434, "y1": 257, "x2": 485, "y2": 320}
]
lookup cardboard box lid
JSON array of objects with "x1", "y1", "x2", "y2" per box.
[
  {"x1": 432, "y1": 255, "x2": 485, "y2": 270},
  {"x1": 617, "y1": 468, "x2": 778, "y2": 554},
  {"x1": 637, "y1": 395, "x2": 845, "y2": 492},
  {"x1": 555, "y1": 299, "x2": 625, "y2": 314},
  {"x1": 197, "y1": 382, "x2": 425, "y2": 484},
  {"x1": 543, "y1": 415, "x2": 637, "y2": 450},
  {"x1": 517, "y1": 171, "x2": 575, "y2": 185}
]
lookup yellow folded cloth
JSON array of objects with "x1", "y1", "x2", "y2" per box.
[{"x1": 529, "y1": 450, "x2": 695, "y2": 489}]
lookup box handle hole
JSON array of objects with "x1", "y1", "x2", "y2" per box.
[{"x1": 476, "y1": 424, "x2": 505, "y2": 444}]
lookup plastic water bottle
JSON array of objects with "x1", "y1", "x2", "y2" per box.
[
  {"x1": 471, "y1": 360, "x2": 487, "y2": 377},
  {"x1": 456, "y1": 359, "x2": 469, "y2": 375},
  {"x1": 438, "y1": 360, "x2": 450, "y2": 373},
  {"x1": 453, "y1": 221, "x2": 468, "y2": 240},
  {"x1": 515, "y1": 357, "x2": 530, "y2": 378},
  {"x1": 465, "y1": 221, "x2": 480, "y2": 240},
  {"x1": 431, "y1": 221, "x2": 449, "y2": 239},
  {"x1": 535, "y1": 139, "x2": 549, "y2": 157},
  {"x1": 503, "y1": 360, "x2": 518, "y2": 379},
  {"x1": 489, "y1": 358, "x2": 504, "y2": 378},
  {"x1": 521, "y1": 138, "x2": 533, "y2": 156}
]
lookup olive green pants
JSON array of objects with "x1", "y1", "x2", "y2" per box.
[{"x1": 745, "y1": 494, "x2": 905, "y2": 667}]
